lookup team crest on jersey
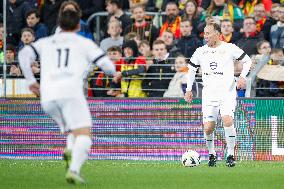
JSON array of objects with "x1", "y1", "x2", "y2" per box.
[{"x1": 210, "y1": 62, "x2": 217, "y2": 70}]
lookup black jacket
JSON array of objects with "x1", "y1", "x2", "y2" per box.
[
  {"x1": 41, "y1": 0, "x2": 65, "y2": 34},
  {"x1": 74, "y1": 0, "x2": 104, "y2": 21},
  {"x1": 176, "y1": 34, "x2": 202, "y2": 58},
  {"x1": 142, "y1": 57, "x2": 175, "y2": 97},
  {"x1": 6, "y1": 0, "x2": 32, "y2": 45},
  {"x1": 236, "y1": 32, "x2": 264, "y2": 56}
]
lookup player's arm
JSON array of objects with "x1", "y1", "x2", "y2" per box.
[
  {"x1": 184, "y1": 48, "x2": 200, "y2": 103},
  {"x1": 236, "y1": 52, "x2": 252, "y2": 89},
  {"x1": 93, "y1": 53, "x2": 116, "y2": 76},
  {"x1": 87, "y1": 41, "x2": 117, "y2": 77},
  {"x1": 18, "y1": 45, "x2": 40, "y2": 96},
  {"x1": 184, "y1": 59, "x2": 200, "y2": 103}
]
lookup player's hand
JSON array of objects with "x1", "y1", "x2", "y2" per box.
[
  {"x1": 184, "y1": 91, "x2": 193, "y2": 103},
  {"x1": 237, "y1": 77, "x2": 246, "y2": 89},
  {"x1": 29, "y1": 82, "x2": 40, "y2": 97}
]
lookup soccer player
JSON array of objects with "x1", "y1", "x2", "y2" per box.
[
  {"x1": 184, "y1": 23, "x2": 252, "y2": 167},
  {"x1": 19, "y1": 10, "x2": 116, "y2": 183}
]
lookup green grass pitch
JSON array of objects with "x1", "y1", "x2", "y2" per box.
[{"x1": 0, "y1": 160, "x2": 284, "y2": 189}]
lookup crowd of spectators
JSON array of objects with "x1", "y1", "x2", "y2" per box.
[{"x1": 0, "y1": 0, "x2": 283, "y2": 97}]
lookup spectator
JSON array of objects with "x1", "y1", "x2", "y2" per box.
[
  {"x1": 55, "y1": 0, "x2": 94, "y2": 40},
  {"x1": 220, "y1": 19, "x2": 240, "y2": 43},
  {"x1": 138, "y1": 40, "x2": 151, "y2": 57},
  {"x1": 106, "y1": 46, "x2": 123, "y2": 97},
  {"x1": 19, "y1": 28, "x2": 40, "y2": 76},
  {"x1": 270, "y1": 4, "x2": 284, "y2": 50},
  {"x1": 25, "y1": 9, "x2": 48, "y2": 40},
  {"x1": 107, "y1": 46, "x2": 123, "y2": 69},
  {"x1": 40, "y1": 0, "x2": 65, "y2": 34},
  {"x1": 18, "y1": 28, "x2": 35, "y2": 50},
  {"x1": 163, "y1": 54, "x2": 188, "y2": 97},
  {"x1": 138, "y1": 40, "x2": 153, "y2": 71},
  {"x1": 199, "y1": 0, "x2": 244, "y2": 33},
  {"x1": 142, "y1": 39, "x2": 175, "y2": 97},
  {"x1": 73, "y1": 0, "x2": 104, "y2": 21},
  {"x1": 176, "y1": 18, "x2": 202, "y2": 58},
  {"x1": 114, "y1": 40, "x2": 147, "y2": 97},
  {"x1": 105, "y1": 0, "x2": 132, "y2": 36},
  {"x1": 248, "y1": 40, "x2": 271, "y2": 77},
  {"x1": 182, "y1": 0, "x2": 201, "y2": 36},
  {"x1": 100, "y1": 20, "x2": 123, "y2": 52},
  {"x1": 124, "y1": 32, "x2": 142, "y2": 45},
  {"x1": 124, "y1": 5, "x2": 159, "y2": 45},
  {"x1": 253, "y1": 3, "x2": 275, "y2": 40},
  {"x1": 4, "y1": 44, "x2": 22, "y2": 78},
  {"x1": 163, "y1": 0, "x2": 186, "y2": 11},
  {"x1": 89, "y1": 69, "x2": 109, "y2": 97},
  {"x1": 7, "y1": 0, "x2": 32, "y2": 46},
  {"x1": 159, "y1": 29, "x2": 179, "y2": 56},
  {"x1": 270, "y1": 3, "x2": 280, "y2": 22},
  {"x1": 257, "y1": 40, "x2": 272, "y2": 57},
  {"x1": 236, "y1": 16, "x2": 264, "y2": 56},
  {"x1": 160, "y1": 2, "x2": 182, "y2": 39}
]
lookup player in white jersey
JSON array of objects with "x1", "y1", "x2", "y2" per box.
[
  {"x1": 184, "y1": 23, "x2": 252, "y2": 167},
  {"x1": 19, "y1": 10, "x2": 117, "y2": 184}
]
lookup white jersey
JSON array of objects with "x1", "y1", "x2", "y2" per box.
[
  {"x1": 29, "y1": 33, "x2": 107, "y2": 102},
  {"x1": 190, "y1": 41, "x2": 244, "y2": 99}
]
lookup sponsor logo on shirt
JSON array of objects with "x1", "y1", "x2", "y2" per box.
[{"x1": 210, "y1": 62, "x2": 217, "y2": 70}]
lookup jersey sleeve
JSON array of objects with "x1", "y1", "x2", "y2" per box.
[
  {"x1": 29, "y1": 40, "x2": 42, "y2": 60},
  {"x1": 229, "y1": 43, "x2": 252, "y2": 78},
  {"x1": 19, "y1": 45, "x2": 38, "y2": 85},
  {"x1": 85, "y1": 40, "x2": 105, "y2": 64},
  {"x1": 85, "y1": 40, "x2": 116, "y2": 76},
  {"x1": 189, "y1": 48, "x2": 201, "y2": 71},
  {"x1": 230, "y1": 43, "x2": 246, "y2": 61}
]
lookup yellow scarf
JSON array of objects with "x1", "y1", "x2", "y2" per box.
[
  {"x1": 222, "y1": 4, "x2": 234, "y2": 22},
  {"x1": 239, "y1": 0, "x2": 258, "y2": 16}
]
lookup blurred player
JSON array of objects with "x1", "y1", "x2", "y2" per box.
[
  {"x1": 184, "y1": 23, "x2": 252, "y2": 167},
  {"x1": 19, "y1": 10, "x2": 116, "y2": 184}
]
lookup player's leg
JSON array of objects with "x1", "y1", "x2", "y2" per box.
[
  {"x1": 202, "y1": 100, "x2": 219, "y2": 167},
  {"x1": 42, "y1": 101, "x2": 74, "y2": 169},
  {"x1": 220, "y1": 97, "x2": 237, "y2": 167},
  {"x1": 62, "y1": 98, "x2": 92, "y2": 184},
  {"x1": 66, "y1": 127, "x2": 91, "y2": 184},
  {"x1": 63, "y1": 132, "x2": 74, "y2": 170},
  {"x1": 203, "y1": 121, "x2": 217, "y2": 167}
]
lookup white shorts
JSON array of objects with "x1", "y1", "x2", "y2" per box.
[
  {"x1": 42, "y1": 97, "x2": 92, "y2": 132},
  {"x1": 202, "y1": 96, "x2": 236, "y2": 123}
]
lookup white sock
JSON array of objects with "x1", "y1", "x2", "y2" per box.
[
  {"x1": 66, "y1": 133, "x2": 75, "y2": 151},
  {"x1": 224, "y1": 125, "x2": 236, "y2": 156},
  {"x1": 70, "y1": 135, "x2": 92, "y2": 174},
  {"x1": 204, "y1": 133, "x2": 216, "y2": 155}
]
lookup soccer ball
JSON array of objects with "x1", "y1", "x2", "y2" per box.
[{"x1": 181, "y1": 150, "x2": 201, "y2": 167}]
